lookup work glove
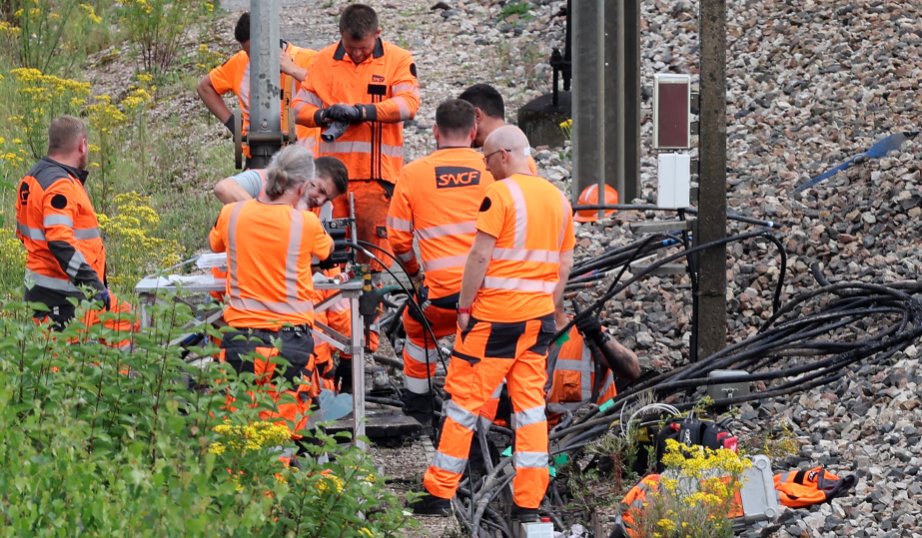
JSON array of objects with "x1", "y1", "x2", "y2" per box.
[
  {"x1": 316, "y1": 255, "x2": 336, "y2": 271},
  {"x1": 223, "y1": 114, "x2": 236, "y2": 135},
  {"x1": 326, "y1": 103, "x2": 366, "y2": 124},
  {"x1": 335, "y1": 358, "x2": 353, "y2": 394},
  {"x1": 576, "y1": 314, "x2": 608, "y2": 346},
  {"x1": 94, "y1": 289, "x2": 111, "y2": 311}
]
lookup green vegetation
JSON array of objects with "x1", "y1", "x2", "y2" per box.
[{"x1": 500, "y1": 2, "x2": 530, "y2": 20}]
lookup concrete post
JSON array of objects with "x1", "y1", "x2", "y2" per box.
[
  {"x1": 603, "y1": 0, "x2": 625, "y2": 212},
  {"x1": 571, "y1": 0, "x2": 604, "y2": 204},
  {"x1": 623, "y1": 0, "x2": 642, "y2": 203},
  {"x1": 697, "y1": 0, "x2": 728, "y2": 360},
  {"x1": 248, "y1": 0, "x2": 282, "y2": 169}
]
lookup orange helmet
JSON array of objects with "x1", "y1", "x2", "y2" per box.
[{"x1": 574, "y1": 184, "x2": 619, "y2": 223}]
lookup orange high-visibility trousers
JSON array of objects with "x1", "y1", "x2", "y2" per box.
[
  {"x1": 423, "y1": 313, "x2": 555, "y2": 509},
  {"x1": 402, "y1": 302, "x2": 457, "y2": 411},
  {"x1": 332, "y1": 180, "x2": 393, "y2": 272}
]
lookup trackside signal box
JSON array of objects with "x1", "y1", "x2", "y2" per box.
[{"x1": 653, "y1": 73, "x2": 691, "y2": 150}]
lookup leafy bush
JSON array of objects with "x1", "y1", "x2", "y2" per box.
[
  {"x1": 0, "y1": 295, "x2": 419, "y2": 536},
  {"x1": 118, "y1": 0, "x2": 215, "y2": 75}
]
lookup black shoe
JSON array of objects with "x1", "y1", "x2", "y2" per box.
[
  {"x1": 408, "y1": 492, "x2": 451, "y2": 517},
  {"x1": 512, "y1": 504, "x2": 539, "y2": 523}
]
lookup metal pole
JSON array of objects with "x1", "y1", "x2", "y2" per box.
[
  {"x1": 603, "y1": 0, "x2": 625, "y2": 217},
  {"x1": 248, "y1": 0, "x2": 282, "y2": 169},
  {"x1": 351, "y1": 293, "x2": 367, "y2": 449},
  {"x1": 623, "y1": 0, "x2": 642, "y2": 203},
  {"x1": 696, "y1": 0, "x2": 728, "y2": 360},
  {"x1": 571, "y1": 0, "x2": 604, "y2": 204}
]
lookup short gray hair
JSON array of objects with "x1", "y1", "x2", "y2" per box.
[{"x1": 264, "y1": 145, "x2": 315, "y2": 200}]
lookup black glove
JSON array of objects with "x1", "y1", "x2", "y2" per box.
[
  {"x1": 223, "y1": 114, "x2": 235, "y2": 135},
  {"x1": 335, "y1": 358, "x2": 353, "y2": 394},
  {"x1": 94, "y1": 289, "x2": 111, "y2": 311},
  {"x1": 576, "y1": 315, "x2": 607, "y2": 345},
  {"x1": 317, "y1": 255, "x2": 336, "y2": 270},
  {"x1": 326, "y1": 103, "x2": 365, "y2": 124}
]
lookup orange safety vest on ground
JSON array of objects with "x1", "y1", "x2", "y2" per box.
[
  {"x1": 386, "y1": 147, "x2": 495, "y2": 299},
  {"x1": 610, "y1": 474, "x2": 661, "y2": 538},
  {"x1": 291, "y1": 38, "x2": 420, "y2": 182},
  {"x1": 16, "y1": 157, "x2": 105, "y2": 306},
  {"x1": 774, "y1": 467, "x2": 858, "y2": 508},
  {"x1": 546, "y1": 323, "x2": 617, "y2": 425},
  {"x1": 209, "y1": 199, "x2": 333, "y2": 330},
  {"x1": 209, "y1": 43, "x2": 320, "y2": 157},
  {"x1": 473, "y1": 173, "x2": 576, "y2": 322}
]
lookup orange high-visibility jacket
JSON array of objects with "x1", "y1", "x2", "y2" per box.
[
  {"x1": 473, "y1": 174, "x2": 576, "y2": 322},
  {"x1": 774, "y1": 467, "x2": 858, "y2": 508},
  {"x1": 546, "y1": 323, "x2": 617, "y2": 419},
  {"x1": 386, "y1": 147, "x2": 494, "y2": 299},
  {"x1": 291, "y1": 39, "x2": 420, "y2": 182},
  {"x1": 16, "y1": 157, "x2": 105, "y2": 301},
  {"x1": 209, "y1": 199, "x2": 333, "y2": 330},
  {"x1": 209, "y1": 43, "x2": 320, "y2": 156}
]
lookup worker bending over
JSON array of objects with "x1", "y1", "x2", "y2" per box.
[
  {"x1": 197, "y1": 12, "x2": 319, "y2": 167},
  {"x1": 209, "y1": 145, "x2": 334, "y2": 435},
  {"x1": 413, "y1": 126, "x2": 575, "y2": 521},
  {"x1": 291, "y1": 3, "x2": 419, "y2": 273},
  {"x1": 386, "y1": 99, "x2": 494, "y2": 423},
  {"x1": 458, "y1": 83, "x2": 538, "y2": 174},
  {"x1": 546, "y1": 313, "x2": 640, "y2": 426}
]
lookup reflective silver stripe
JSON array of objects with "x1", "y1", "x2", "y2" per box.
[
  {"x1": 780, "y1": 471, "x2": 793, "y2": 484},
  {"x1": 512, "y1": 405, "x2": 546, "y2": 430},
  {"x1": 502, "y1": 178, "x2": 528, "y2": 249},
  {"x1": 404, "y1": 341, "x2": 437, "y2": 365},
  {"x1": 491, "y1": 382, "x2": 504, "y2": 398},
  {"x1": 43, "y1": 214, "x2": 74, "y2": 228},
  {"x1": 73, "y1": 227, "x2": 100, "y2": 240},
  {"x1": 240, "y1": 63, "x2": 250, "y2": 116},
  {"x1": 556, "y1": 344, "x2": 593, "y2": 400},
  {"x1": 392, "y1": 96, "x2": 412, "y2": 121},
  {"x1": 227, "y1": 203, "x2": 245, "y2": 299},
  {"x1": 381, "y1": 144, "x2": 404, "y2": 159},
  {"x1": 299, "y1": 89, "x2": 323, "y2": 108},
  {"x1": 295, "y1": 136, "x2": 317, "y2": 150},
  {"x1": 386, "y1": 215, "x2": 413, "y2": 232},
  {"x1": 478, "y1": 416, "x2": 493, "y2": 432},
  {"x1": 482, "y1": 276, "x2": 556, "y2": 294},
  {"x1": 17, "y1": 223, "x2": 45, "y2": 241},
  {"x1": 423, "y1": 254, "x2": 467, "y2": 272},
  {"x1": 227, "y1": 297, "x2": 314, "y2": 315},
  {"x1": 392, "y1": 83, "x2": 418, "y2": 95},
  {"x1": 285, "y1": 209, "x2": 303, "y2": 303},
  {"x1": 416, "y1": 221, "x2": 477, "y2": 241},
  {"x1": 396, "y1": 250, "x2": 416, "y2": 263},
  {"x1": 598, "y1": 372, "x2": 615, "y2": 401},
  {"x1": 558, "y1": 191, "x2": 572, "y2": 249},
  {"x1": 328, "y1": 297, "x2": 349, "y2": 312},
  {"x1": 403, "y1": 373, "x2": 431, "y2": 394},
  {"x1": 432, "y1": 451, "x2": 467, "y2": 474},
  {"x1": 446, "y1": 400, "x2": 478, "y2": 431},
  {"x1": 320, "y1": 141, "x2": 372, "y2": 154},
  {"x1": 24, "y1": 269, "x2": 79, "y2": 292},
  {"x1": 492, "y1": 248, "x2": 560, "y2": 264},
  {"x1": 514, "y1": 451, "x2": 548, "y2": 469},
  {"x1": 66, "y1": 251, "x2": 88, "y2": 279}
]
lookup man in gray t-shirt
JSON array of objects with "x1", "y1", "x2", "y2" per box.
[{"x1": 213, "y1": 156, "x2": 348, "y2": 212}]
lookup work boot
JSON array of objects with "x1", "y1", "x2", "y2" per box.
[
  {"x1": 511, "y1": 504, "x2": 539, "y2": 523},
  {"x1": 408, "y1": 492, "x2": 451, "y2": 517}
]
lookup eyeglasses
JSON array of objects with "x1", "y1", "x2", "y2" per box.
[{"x1": 482, "y1": 149, "x2": 510, "y2": 165}]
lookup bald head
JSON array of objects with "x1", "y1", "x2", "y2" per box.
[{"x1": 482, "y1": 125, "x2": 531, "y2": 180}]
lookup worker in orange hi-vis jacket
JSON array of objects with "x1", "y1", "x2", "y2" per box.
[
  {"x1": 458, "y1": 83, "x2": 539, "y2": 174},
  {"x1": 412, "y1": 126, "x2": 575, "y2": 522},
  {"x1": 290, "y1": 3, "x2": 420, "y2": 273},
  {"x1": 385, "y1": 99, "x2": 495, "y2": 423},
  {"x1": 211, "y1": 154, "x2": 351, "y2": 397},
  {"x1": 197, "y1": 12, "x2": 320, "y2": 168},
  {"x1": 16, "y1": 115, "x2": 136, "y2": 346},
  {"x1": 209, "y1": 145, "x2": 335, "y2": 436}
]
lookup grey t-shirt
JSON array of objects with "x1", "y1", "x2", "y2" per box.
[{"x1": 231, "y1": 169, "x2": 266, "y2": 198}]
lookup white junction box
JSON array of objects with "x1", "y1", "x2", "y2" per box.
[
  {"x1": 657, "y1": 153, "x2": 691, "y2": 209},
  {"x1": 514, "y1": 521, "x2": 554, "y2": 538}
]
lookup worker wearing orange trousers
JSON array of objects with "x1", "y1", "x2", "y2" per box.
[
  {"x1": 198, "y1": 12, "x2": 320, "y2": 168},
  {"x1": 291, "y1": 4, "x2": 419, "y2": 272},
  {"x1": 210, "y1": 146, "x2": 334, "y2": 436},
  {"x1": 386, "y1": 99, "x2": 495, "y2": 419},
  {"x1": 15, "y1": 116, "x2": 121, "y2": 328},
  {"x1": 413, "y1": 126, "x2": 576, "y2": 520}
]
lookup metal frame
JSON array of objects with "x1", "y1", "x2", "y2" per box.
[{"x1": 135, "y1": 274, "x2": 368, "y2": 449}]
